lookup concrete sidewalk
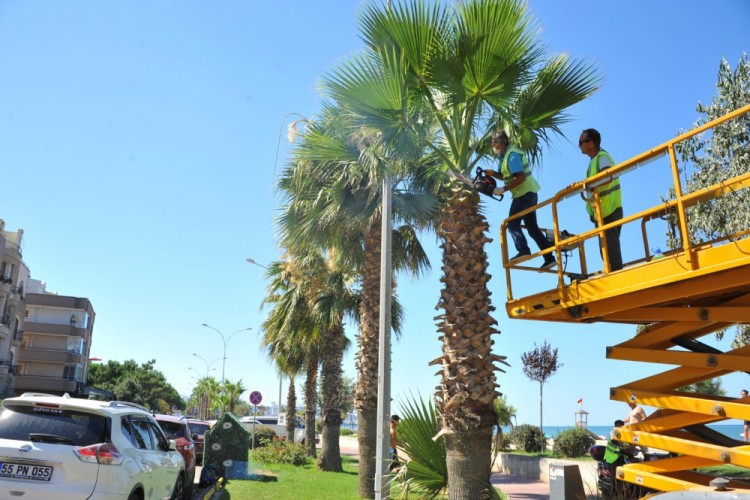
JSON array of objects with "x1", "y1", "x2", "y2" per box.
[{"x1": 491, "y1": 472, "x2": 549, "y2": 500}]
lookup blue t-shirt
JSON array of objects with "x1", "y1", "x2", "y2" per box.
[{"x1": 503, "y1": 151, "x2": 524, "y2": 175}]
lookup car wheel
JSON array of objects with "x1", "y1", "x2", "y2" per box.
[
  {"x1": 127, "y1": 488, "x2": 144, "y2": 500},
  {"x1": 171, "y1": 473, "x2": 186, "y2": 500}
]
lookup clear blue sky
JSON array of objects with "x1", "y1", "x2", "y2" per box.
[{"x1": 1, "y1": 1, "x2": 748, "y2": 426}]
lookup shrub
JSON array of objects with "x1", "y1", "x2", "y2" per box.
[
  {"x1": 340, "y1": 428, "x2": 354, "y2": 436},
  {"x1": 553, "y1": 428, "x2": 595, "y2": 457},
  {"x1": 250, "y1": 441, "x2": 310, "y2": 466},
  {"x1": 248, "y1": 425, "x2": 278, "y2": 449},
  {"x1": 508, "y1": 424, "x2": 544, "y2": 452},
  {"x1": 494, "y1": 431, "x2": 512, "y2": 452}
]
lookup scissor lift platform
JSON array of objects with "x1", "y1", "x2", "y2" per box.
[{"x1": 500, "y1": 104, "x2": 750, "y2": 495}]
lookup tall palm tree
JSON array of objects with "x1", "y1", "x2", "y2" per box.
[
  {"x1": 260, "y1": 251, "x2": 358, "y2": 471},
  {"x1": 222, "y1": 379, "x2": 246, "y2": 415},
  {"x1": 279, "y1": 104, "x2": 436, "y2": 495},
  {"x1": 190, "y1": 377, "x2": 220, "y2": 420},
  {"x1": 260, "y1": 258, "x2": 324, "y2": 457},
  {"x1": 324, "y1": 0, "x2": 599, "y2": 496},
  {"x1": 308, "y1": 251, "x2": 360, "y2": 472}
]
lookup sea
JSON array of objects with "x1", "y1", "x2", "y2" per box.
[{"x1": 501, "y1": 424, "x2": 747, "y2": 440}]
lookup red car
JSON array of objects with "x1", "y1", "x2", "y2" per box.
[
  {"x1": 153, "y1": 414, "x2": 196, "y2": 496},
  {"x1": 187, "y1": 418, "x2": 213, "y2": 465}
]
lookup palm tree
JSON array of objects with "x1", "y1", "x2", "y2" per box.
[
  {"x1": 222, "y1": 379, "x2": 247, "y2": 415},
  {"x1": 260, "y1": 251, "x2": 358, "y2": 471},
  {"x1": 323, "y1": 0, "x2": 599, "y2": 495},
  {"x1": 190, "y1": 377, "x2": 220, "y2": 420},
  {"x1": 260, "y1": 257, "x2": 323, "y2": 456},
  {"x1": 309, "y1": 251, "x2": 360, "y2": 472},
  {"x1": 279, "y1": 104, "x2": 435, "y2": 495}
]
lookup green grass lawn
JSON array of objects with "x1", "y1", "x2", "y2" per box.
[{"x1": 217, "y1": 456, "x2": 362, "y2": 499}]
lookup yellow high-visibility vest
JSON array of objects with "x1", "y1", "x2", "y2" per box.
[
  {"x1": 500, "y1": 147, "x2": 540, "y2": 198},
  {"x1": 585, "y1": 150, "x2": 622, "y2": 218}
]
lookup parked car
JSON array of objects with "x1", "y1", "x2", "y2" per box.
[
  {"x1": 0, "y1": 392, "x2": 187, "y2": 499},
  {"x1": 152, "y1": 414, "x2": 195, "y2": 494},
  {"x1": 239, "y1": 414, "x2": 307, "y2": 443},
  {"x1": 186, "y1": 418, "x2": 213, "y2": 464}
]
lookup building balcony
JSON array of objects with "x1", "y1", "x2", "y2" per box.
[
  {"x1": 22, "y1": 321, "x2": 86, "y2": 337},
  {"x1": 13, "y1": 374, "x2": 79, "y2": 394},
  {"x1": 18, "y1": 348, "x2": 85, "y2": 364}
]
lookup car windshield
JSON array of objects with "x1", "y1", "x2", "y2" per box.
[
  {"x1": 189, "y1": 423, "x2": 210, "y2": 434},
  {"x1": 0, "y1": 404, "x2": 107, "y2": 446},
  {"x1": 157, "y1": 420, "x2": 186, "y2": 439}
]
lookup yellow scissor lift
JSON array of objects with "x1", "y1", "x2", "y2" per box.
[{"x1": 500, "y1": 103, "x2": 750, "y2": 494}]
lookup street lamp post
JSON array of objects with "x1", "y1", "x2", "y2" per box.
[
  {"x1": 201, "y1": 324, "x2": 252, "y2": 387},
  {"x1": 192, "y1": 353, "x2": 224, "y2": 378},
  {"x1": 246, "y1": 257, "x2": 283, "y2": 416}
]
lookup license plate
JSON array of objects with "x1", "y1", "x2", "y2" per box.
[{"x1": 0, "y1": 462, "x2": 54, "y2": 481}]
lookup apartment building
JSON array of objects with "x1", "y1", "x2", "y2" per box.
[
  {"x1": 0, "y1": 220, "x2": 29, "y2": 397},
  {"x1": 15, "y1": 279, "x2": 96, "y2": 396}
]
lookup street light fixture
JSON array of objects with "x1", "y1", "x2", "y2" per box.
[
  {"x1": 200, "y1": 324, "x2": 252, "y2": 387},
  {"x1": 245, "y1": 257, "x2": 268, "y2": 269},
  {"x1": 192, "y1": 353, "x2": 224, "y2": 378}
]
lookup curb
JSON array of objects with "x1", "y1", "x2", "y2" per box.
[{"x1": 201, "y1": 477, "x2": 225, "y2": 500}]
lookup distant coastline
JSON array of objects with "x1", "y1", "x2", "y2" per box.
[{"x1": 501, "y1": 424, "x2": 747, "y2": 440}]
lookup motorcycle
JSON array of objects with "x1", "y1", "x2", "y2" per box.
[{"x1": 588, "y1": 443, "x2": 654, "y2": 499}]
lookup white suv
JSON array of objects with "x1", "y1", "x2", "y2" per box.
[{"x1": 0, "y1": 393, "x2": 187, "y2": 499}]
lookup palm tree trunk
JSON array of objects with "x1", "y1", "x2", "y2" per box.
[
  {"x1": 286, "y1": 377, "x2": 297, "y2": 442},
  {"x1": 435, "y1": 187, "x2": 499, "y2": 498},
  {"x1": 317, "y1": 324, "x2": 345, "y2": 472},
  {"x1": 304, "y1": 356, "x2": 318, "y2": 457},
  {"x1": 355, "y1": 220, "x2": 382, "y2": 498}
]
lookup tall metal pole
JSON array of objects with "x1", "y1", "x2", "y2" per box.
[
  {"x1": 201, "y1": 324, "x2": 251, "y2": 387},
  {"x1": 375, "y1": 175, "x2": 393, "y2": 500}
]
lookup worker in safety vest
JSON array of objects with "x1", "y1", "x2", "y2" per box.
[
  {"x1": 485, "y1": 130, "x2": 555, "y2": 270},
  {"x1": 579, "y1": 128, "x2": 623, "y2": 271}
]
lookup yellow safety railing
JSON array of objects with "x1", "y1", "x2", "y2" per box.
[
  {"x1": 500, "y1": 102, "x2": 750, "y2": 305},
  {"x1": 500, "y1": 102, "x2": 750, "y2": 494}
]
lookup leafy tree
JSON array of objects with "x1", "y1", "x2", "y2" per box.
[
  {"x1": 88, "y1": 359, "x2": 184, "y2": 412},
  {"x1": 521, "y1": 341, "x2": 563, "y2": 448},
  {"x1": 678, "y1": 378, "x2": 726, "y2": 396},
  {"x1": 666, "y1": 54, "x2": 750, "y2": 347}
]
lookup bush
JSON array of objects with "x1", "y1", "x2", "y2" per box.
[
  {"x1": 553, "y1": 428, "x2": 595, "y2": 458},
  {"x1": 494, "y1": 431, "x2": 512, "y2": 452},
  {"x1": 340, "y1": 428, "x2": 354, "y2": 436},
  {"x1": 250, "y1": 441, "x2": 310, "y2": 466},
  {"x1": 508, "y1": 424, "x2": 545, "y2": 452},
  {"x1": 248, "y1": 425, "x2": 278, "y2": 449}
]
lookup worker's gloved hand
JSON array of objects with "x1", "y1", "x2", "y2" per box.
[
  {"x1": 493, "y1": 187, "x2": 505, "y2": 196},
  {"x1": 483, "y1": 169, "x2": 497, "y2": 176}
]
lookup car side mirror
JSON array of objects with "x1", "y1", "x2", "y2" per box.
[
  {"x1": 168, "y1": 439, "x2": 177, "y2": 451},
  {"x1": 192, "y1": 433, "x2": 199, "y2": 440}
]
